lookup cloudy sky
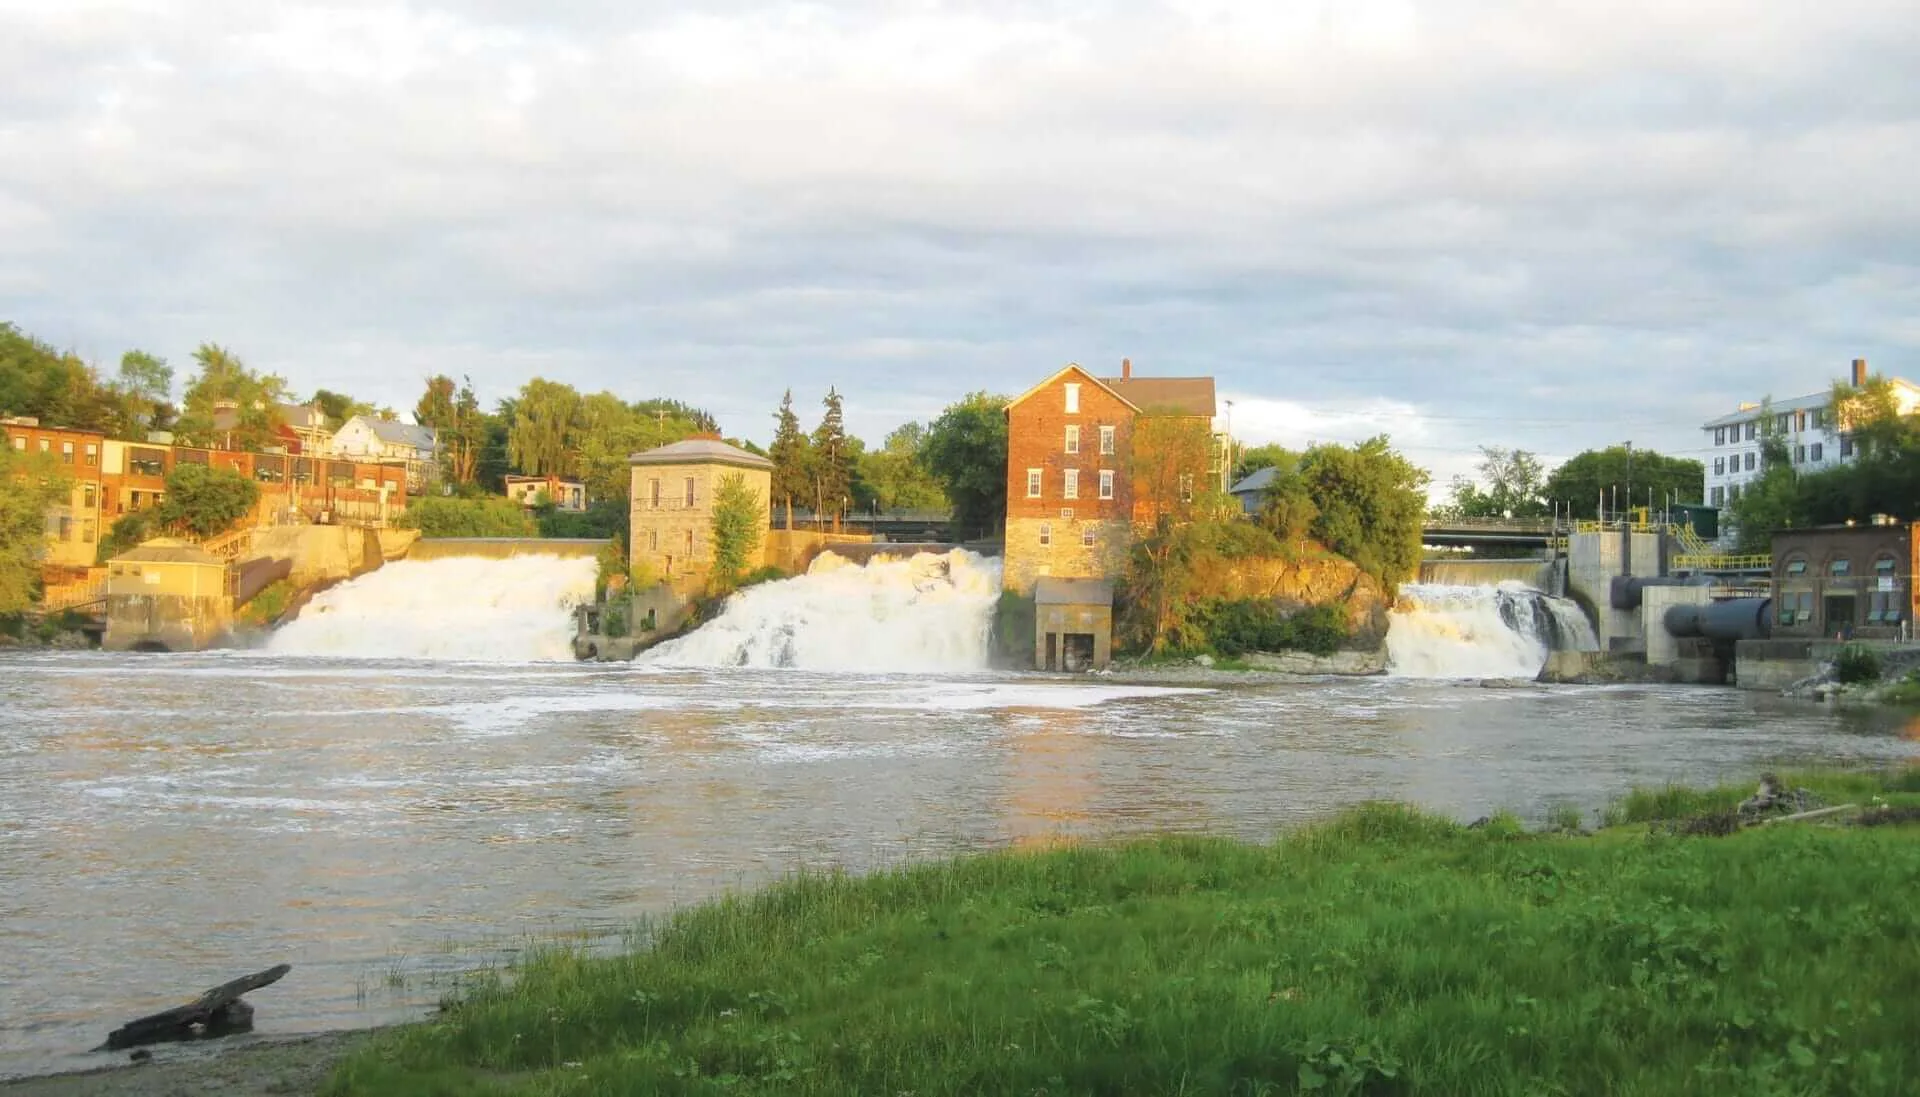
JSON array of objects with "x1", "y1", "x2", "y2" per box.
[{"x1": 4, "y1": 1, "x2": 1917, "y2": 490}]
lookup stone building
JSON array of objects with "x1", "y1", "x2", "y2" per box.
[
  {"x1": 1001, "y1": 360, "x2": 1217, "y2": 595},
  {"x1": 1770, "y1": 520, "x2": 1917, "y2": 641},
  {"x1": 629, "y1": 436, "x2": 772, "y2": 591},
  {"x1": 1034, "y1": 577, "x2": 1114, "y2": 670},
  {"x1": 102, "y1": 539, "x2": 233, "y2": 651}
]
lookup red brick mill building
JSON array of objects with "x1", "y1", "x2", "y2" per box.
[{"x1": 1002, "y1": 360, "x2": 1218, "y2": 669}]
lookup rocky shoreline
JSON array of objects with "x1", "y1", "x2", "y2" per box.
[{"x1": 0, "y1": 1031, "x2": 372, "y2": 1097}]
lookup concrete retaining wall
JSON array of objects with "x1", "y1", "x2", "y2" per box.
[
  {"x1": 407, "y1": 537, "x2": 608, "y2": 561},
  {"x1": 1734, "y1": 638, "x2": 1837, "y2": 691}
]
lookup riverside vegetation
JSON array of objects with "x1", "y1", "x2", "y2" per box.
[{"x1": 322, "y1": 770, "x2": 1920, "y2": 1097}]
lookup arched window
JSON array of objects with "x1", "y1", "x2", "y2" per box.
[
  {"x1": 1783, "y1": 556, "x2": 1809, "y2": 577},
  {"x1": 1829, "y1": 557, "x2": 1852, "y2": 577}
]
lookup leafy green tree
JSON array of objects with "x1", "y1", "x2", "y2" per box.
[
  {"x1": 768, "y1": 389, "x2": 811, "y2": 530},
  {"x1": 0, "y1": 447, "x2": 71, "y2": 613},
  {"x1": 1132, "y1": 414, "x2": 1217, "y2": 527},
  {"x1": 97, "y1": 511, "x2": 154, "y2": 564},
  {"x1": 155, "y1": 463, "x2": 261, "y2": 538},
  {"x1": 1297, "y1": 436, "x2": 1428, "y2": 592},
  {"x1": 507, "y1": 378, "x2": 583, "y2": 478},
  {"x1": 1542, "y1": 446, "x2": 1703, "y2": 520},
  {"x1": 113, "y1": 350, "x2": 175, "y2": 435},
  {"x1": 857, "y1": 422, "x2": 948, "y2": 512},
  {"x1": 811, "y1": 388, "x2": 852, "y2": 528},
  {"x1": 1437, "y1": 447, "x2": 1550, "y2": 520},
  {"x1": 1232, "y1": 443, "x2": 1297, "y2": 482},
  {"x1": 919, "y1": 391, "x2": 1009, "y2": 539},
  {"x1": 173, "y1": 343, "x2": 289, "y2": 450},
  {"x1": 397, "y1": 496, "x2": 537, "y2": 537},
  {"x1": 1257, "y1": 466, "x2": 1320, "y2": 547},
  {"x1": 709, "y1": 472, "x2": 764, "y2": 589},
  {"x1": 0, "y1": 323, "x2": 118, "y2": 431},
  {"x1": 310, "y1": 389, "x2": 373, "y2": 425},
  {"x1": 414, "y1": 375, "x2": 456, "y2": 430}
]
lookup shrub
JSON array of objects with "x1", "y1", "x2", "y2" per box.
[
  {"x1": 1835, "y1": 644, "x2": 1882, "y2": 684},
  {"x1": 397, "y1": 496, "x2": 537, "y2": 538},
  {"x1": 1190, "y1": 599, "x2": 1349, "y2": 657},
  {"x1": 740, "y1": 565, "x2": 787, "y2": 588}
]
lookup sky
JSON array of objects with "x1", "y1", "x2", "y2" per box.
[{"x1": 4, "y1": 0, "x2": 1918, "y2": 493}]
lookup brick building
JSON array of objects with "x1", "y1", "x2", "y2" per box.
[
  {"x1": 3, "y1": 417, "x2": 106, "y2": 569},
  {"x1": 1001, "y1": 360, "x2": 1217, "y2": 596},
  {"x1": 1770, "y1": 521, "x2": 1917, "y2": 640},
  {"x1": 629, "y1": 436, "x2": 772, "y2": 591}
]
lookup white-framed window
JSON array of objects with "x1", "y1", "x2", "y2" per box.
[
  {"x1": 1099, "y1": 425, "x2": 1115, "y2": 455},
  {"x1": 1026, "y1": 468, "x2": 1042, "y2": 498},
  {"x1": 1081, "y1": 526, "x2": 1095, "y2": 546},
  {"x1": 1065, "y1": 425, "x2": 1080, "y2": 454},
  {"x1": 1811, "y1": 442, "x2": 1823, "y2": 462},
  {"x1": 1178, "y1": 472, "x2": 1194, "y2": 502},
  {"x1": 1746, "y1": 422, "x2": 1757, "y2": 440},
  {"x1": 1715, "y1": 427, "x2": 1726, "y2": 445},
  {"x1": 1038, "y1": 522, "x2": 1052, "y2": 546},
  {"x1": 8, "y1": 436, "x2": 22, "y2": 450},
  {"x1": 1099, "y1": 469, "x2": 1114, "y2": 499},
  {"x1": 1063, "y1": 469, "x2": 1080, "y2": 499},
  {"x1": 1713, "y1": 458, "x2": 1724, "y2": 476},
  {"x1": 84, "y1": 443, "x2": 97, "y2": 466},
  {"x1": 1064, "y1": 383, "x2": 1080, "y2": 413},
  {"x1": 1745, "y1": 452, "x2": 1756, "y2": 471}
]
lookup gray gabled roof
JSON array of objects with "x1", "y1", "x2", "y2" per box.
[
  {"x1": 356, "y1": 417, "x2": 437, "y2": 450},
  {"x1": 1229, "y1": 466, "x2": 1284, "y2": 495},
  {"x1": 629, "y1": 437, "x2": 773, "y2": 470}
]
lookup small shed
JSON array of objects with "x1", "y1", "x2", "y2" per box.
[
  {"x1": 1228, "y1": 466, "x2": 1283, "y2": 516},
  {"x1": 103, "y1": 538, "x2": 232, "y2": 652},
  {"x1": 1033, "y1": 577, "x2": 1114, "y2": 672}
]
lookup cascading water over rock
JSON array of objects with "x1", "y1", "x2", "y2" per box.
[
  {"x1": 1387, "y1": 581, "x2": 1599, "y2": 679},
  {"x1": 268, "y1": 555, "x2": 597, "y2": 662},
  {"x1": 644, "y1": 549, "x2": 1003, "y2": 672}
]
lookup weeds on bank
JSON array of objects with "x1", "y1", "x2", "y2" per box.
[{"x1": 326, "y1": 771, "x2": 1920, "y2": 1097}]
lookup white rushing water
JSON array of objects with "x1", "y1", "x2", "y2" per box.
[
  {"x1": 646, "y1": 548, "x2": 1003, "y2": 672},
  {"x1": 1387, "y1": 581, "x2": 1600, "y2": 679},
  {"x1": 268, "y1": 554, "x2": 597, "y2": 662}
]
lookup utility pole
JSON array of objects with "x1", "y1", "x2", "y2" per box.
[
  {"x1": 1222, "y1": 399, "x2": 1235, "y2": 492},
  {"x1": 1624, "y1": 440, "x2": 1634, "y2": 525}
]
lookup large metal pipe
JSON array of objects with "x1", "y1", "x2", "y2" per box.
[{"x1": 1664, "y1": 598, "x2": 1772, "y2": 642}]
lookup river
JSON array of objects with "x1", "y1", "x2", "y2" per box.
[{"x1": 3, "y1": 649, "x2": 1917, "y2": 1080}]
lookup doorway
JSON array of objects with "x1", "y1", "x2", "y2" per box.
[{"x1": 1823, "y1": 594, "x2": 1857, "y2": 639}]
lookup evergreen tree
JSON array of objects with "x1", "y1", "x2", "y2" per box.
[
  {"x1": 767, "y1": 389, "x2": 810, "y2": 531},
  {"x1": 811, "y1": 387, "x2": 852, "y2": 530}
]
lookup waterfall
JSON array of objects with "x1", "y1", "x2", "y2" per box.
[
  {"x1": 1387, "y1": 581, "x2": 1599, "y2": 679},
  {"x1": 643, "y1": 549, "x2": 1003, "y2": 672},
  {"x1": 268, "y1": 555, "x2": 596, "y2": 662},
  {"x1": 1419, "y1": 558, "x2": 1555, "y2": 590}
]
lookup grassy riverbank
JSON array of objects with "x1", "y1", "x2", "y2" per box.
[{"x1": 324, "y1": 769, "x2": 1920, "y2": 1097}]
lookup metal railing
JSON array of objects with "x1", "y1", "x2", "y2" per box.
[
  {"x1": 1673, "y1": 552, "x2": 1773, "y2": 572},
  {"x1": 40, "y1": 582, "x2": 107, "y2": 611}
]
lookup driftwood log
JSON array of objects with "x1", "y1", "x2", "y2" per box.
[{"x1": 99, "y1": 964, "x2": 291, "y2": 1051}]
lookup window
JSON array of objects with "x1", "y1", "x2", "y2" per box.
[
  {"x1": 1099, "y1": 469, "x2": 1115, "y2": 499},
  {"x1": 1728, "y1": 483, "x2": 1741, "y2": 502},
  {"x1": 1841, "y1": 435, "x2": 1855, "y2": 458},
  {"x1": 1711, "y1": 486, "x2": 1724, "y2": 505},
  {"x1": 686, "y1": 529, "x2": 694, "y2": 555},
  {"x1": 649, "y1": 478, "x2": 661, "y2": 507},
  {"x1": 1099, "y1": 425, "x2": 1115, "y2": 455},
  {"x1": 1794, "y1": 444, "x2": 1806, "y2": 464},
  {"x1": 1064, "y1": 383, "x2": 1080, "y2": 413},
  {"x1": 84, "y1": 443, "x2": 97, "y2": 466},
  {"x1": 1714, "y1": 427, "x2": 1724, "y2": 445},
  {"x1": 1830, "y1": 558, "x2": 1852, "y2": 577},
  {"x1": 1038, "y1": 522, "x2": 1052, "y2": 546},
  {"x1": 1082, "y1": 527, "x2": 1096, "y2": 546},
  {"x1": 1876, "y1": 556, "x2": 1897, "y2": 574},
  {"x1": 1795, "y1": 411, "x2": 1807, "y2": 432},
  {"x1": 1744, "y1": 452, "x2": 1756, "y2": 471},
  {"x1": 83, "y1": 484, "x2": 95, "y2": 508},
  {"x1": 1776, "y1": 413, "x2": 1790, "y2": 433},
  {"x1": 1811, "y1": 442, "x2": 1823, "y2": 462},
  {"x1": 648, "y1": 529, "x2": 659, "y2": 551},
  {"x1": 1746, "y1": 422, "x2": 1757, "y2": 440},
  {"x1": 56, "y1": 516, "x2": 71, "y2": 539},
  {"x1": 8, "y1": 436, "x2": 22, "y2": 451},
  {"x1": 1178, "y1": 472, "x2": 1194, "y2": 502},
  {"x1": 1065, "y1": 425, "x2": 1080, "y2": 454},
  {"x1": 1713, "y1": 458, "x2": 1725, "y2": 475},
  {"x1": 684, "y1": 477, "x2": 695, "y2": 507},
  {"x1": 130, "y1": 448, "x2": 165, "y2": 477},
  {"x1": 1026, "y1": 468, "x2": 1042, "y2": 498},
  {"x1": 1785, "y1": 559, "x2": 1808, "y2": 576},
  {"x1": 1063, "y1": 469, "x2": 1079, "y2": 499},
  {"x1": 39, "y1": 438, "x2": 50, "y2": 453}
]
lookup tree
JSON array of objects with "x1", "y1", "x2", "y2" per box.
[
  {"x1": 857, "y1": 422, "x2": 948, "y2": 512},
  {"x1": 1542, "y1": 446, "x2": 1704, "y2": 520},
  {"x1": 1132, "y1": 414, "x2": 1217, "y2": 527},
  {"x1": 1437, "y1": 446, "x2": 1550, "y2": 520},
  {"x1": 506, "y1": 378, "x2": 583, "y2": 478},
  {"x1": 0, "y1": 447, "x2": 71, "y2": 613},
  {"x1": 811, "y1": 387, "x2": 852, "y2": 529},
  {"x1": 310, "y1": 389, "x2": 373, "y2": 425},
  {"x1": 154, "y1": 464, "x2": 260, "y2": 538},
  {"x1": 768, "y1": 390, "x2": 811, "y2": 531},
  {"x1": 1296, "y1": 436, "x2": 1428, "y2": 592},
  {"x1": 414, "y1": 375, "x2": 457, "y2": 430},
  {"x1": 1233, "y1": 443, "x2": 1297, "y2": 483},
  {"x1": 397, "y1": 497, "x2": 537, "y2": 537},
  {"x1": 1257, "y1": 466, "x2": 1320, "y2": 547},
  {"x1": 709, "y1": 472, "x2": 764, "y2": 589},
  {"x1": 173, "y1": 343, "x2": 289, "y2": 450},
  {"x1": 113, "y1": 350, "x2": 175, "y2": 436},
  {"x1": 919, "y1": 392, "x2": 1009, "y2": 539},
  {"x1": 415, "y1": 375, "x2": 489, "y2": 488},
  {"x1": 0, "y1": 323, "x2": 118, "y2": 431}
]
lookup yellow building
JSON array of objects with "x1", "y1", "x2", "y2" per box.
[
  {"x1": 628, "y1": 437, "x2": 772, "y2": 590},
  {"x1": 102, "y1": 539, "x2": 232, "y2": 652}
]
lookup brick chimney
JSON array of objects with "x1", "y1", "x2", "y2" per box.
[
  {"x1": 1121, "y1": 357, "x2": 1132, "y2": 379},
  {"x1": 1852, "y1": 358, "x2": 1868, "y2": 386}
]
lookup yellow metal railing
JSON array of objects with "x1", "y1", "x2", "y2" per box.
[{"x1": 1673, "y1": 552, "x2": 1772, "y2": 572}]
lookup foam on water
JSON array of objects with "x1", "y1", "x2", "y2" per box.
[
  {"x1": 1387, "y1": 581, "x2": 1600, "y2": 679},
  {"x1": 268, "y1": 555, "x2": 596, "y2": 662},
  {"x1": 644, "y1": 549, "x2": 1004, "y2": 672}
]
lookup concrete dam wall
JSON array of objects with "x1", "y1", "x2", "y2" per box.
[{"x1": 406, "y1": 537, "x2": 610, "y2": 561}]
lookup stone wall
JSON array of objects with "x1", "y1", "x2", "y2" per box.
[{"x1": 1002, "y1": 516, "x2": 1130, "y2": 595}]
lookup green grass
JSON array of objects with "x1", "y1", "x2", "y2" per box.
[
  {"x1": 326, "y1": 769, "x2": 1920, "y2": 1097},
  {"x1": 236, "y1": 579, "x2": 295, "y2": 628}
]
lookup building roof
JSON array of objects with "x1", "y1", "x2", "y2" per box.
[
  {"x1": 112, "y1": 538, "x2": 224, "y2": 566},
  {"x1": 1034, "y1": 576, "x2": 1116, "y2": 605},
  {"x1": 1098, "y1": 375, "x2": 1216, "y2": 418},
  {"x1": 1229, "y1": 466, "x2": 1284, "y2": 495},
  {"x1": 1005, "y1": 363, "x2": 1138, "y2": 413},
  {"x1": 1700, "y1": 377, "x2": 1920, "y2": 430},
  {"x1": 628, "y1": 437, "x2": 774, "y2": 470},
  {"x1": 277, "y1": 403, "x2": 330, "y2": 429},
  {"x1": 504, "y1": 474, "x2": 585, "y2": 486},
  {"x1": 349, "y1": 417, "x2": 438, "y2": 450}
]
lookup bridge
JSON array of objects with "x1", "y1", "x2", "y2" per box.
[{"x1": 1420, "y1": 517, "x2": 1561, "y2": 549}]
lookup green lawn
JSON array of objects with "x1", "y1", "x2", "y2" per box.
[{"x1": 326, "y1": 770, "x2": 1920, "y2": 1096}]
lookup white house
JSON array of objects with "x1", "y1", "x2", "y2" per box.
[
  {"x1": 330, "y1": 416, "x2": 439, "y2": 491},
  {"x1": 1700, "y1": 358, "x2": 1920, "y2": 509},
  {"x1": 504, "y1": 474, "x2": 587, "y2": 512}
]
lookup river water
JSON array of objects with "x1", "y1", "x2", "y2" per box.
[{"x1": 3, "y1": 649, "x2": 1917, "y2": 1079}]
